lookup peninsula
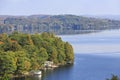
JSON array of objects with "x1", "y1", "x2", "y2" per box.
[{"x1": 0, "y1": 32, "x2": 74, "y2": 79}]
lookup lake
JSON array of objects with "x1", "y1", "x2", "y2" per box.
[{"x1": 22, "y1": 30, "x2": 120, "y2": 80}]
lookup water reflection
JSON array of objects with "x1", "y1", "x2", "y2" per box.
[
  {"x1": 42, "y1": 65, "x2": 74, "y2": 80},
  {"x1": 13, "y1": 75, "x2": 41, "y2": 80}
]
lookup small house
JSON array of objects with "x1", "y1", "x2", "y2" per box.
[{"x1": 44, "y1": 61, "x2": 53, "y2": 68}]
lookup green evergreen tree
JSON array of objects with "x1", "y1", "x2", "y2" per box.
[
  {"x1": 107, "y1": 75, "x2": 119, "y2": 80},
  {"x1": 0, "y1": 51, "x2": 16, "y2": 76},
  {"x1": 64, "y1": 42, "x2": 74, "y2": 63}
]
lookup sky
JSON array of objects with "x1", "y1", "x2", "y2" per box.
[{"x1": 0, "y1": 0, "x2": 120, "y2": 16}]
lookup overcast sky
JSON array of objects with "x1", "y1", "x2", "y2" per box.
[{"x1": 0, "y1": 0, "x2": 120, "y2": 15}]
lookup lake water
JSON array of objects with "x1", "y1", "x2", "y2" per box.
[{"x1": 23, "y1": 30, "x2": 120, "y2": 80}]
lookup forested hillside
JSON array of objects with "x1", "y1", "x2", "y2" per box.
[
  {"x1": 0, "y1": 32, "x2": 74, "y2": 79},
  {"x1": 0, "y1": 15, "x2": 120, "y2": 34}
]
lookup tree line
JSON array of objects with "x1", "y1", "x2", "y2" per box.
[{"x1": 0, "y1": 15, "x2": 120, "y2": 34}]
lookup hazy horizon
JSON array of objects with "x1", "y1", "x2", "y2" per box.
[{"x1": 0, "y1": 0, "x2": 120, "y2": 16}]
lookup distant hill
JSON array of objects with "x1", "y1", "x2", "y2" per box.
[
  {"x1": 85, "y1": 15, "x2": 120, "y2": 21},
  {"x1": 0, "y1": 15, "x2": 120, "y2": 35}
]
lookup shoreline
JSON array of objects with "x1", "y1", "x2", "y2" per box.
[{"x1": 11, "y1": 63, "x2": 73, "y2": 79}]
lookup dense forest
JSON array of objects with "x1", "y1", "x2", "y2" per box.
[
  {"x1": 0, "y1": 15, "x2": 120, "y2": 34},
  {"x1": 0, "y1": 32, "x2": 74, "y2": 79}
]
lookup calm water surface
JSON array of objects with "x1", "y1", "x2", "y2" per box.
[{"x1": 23, "y1": 30, "x2": 120, "y2": 80}]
